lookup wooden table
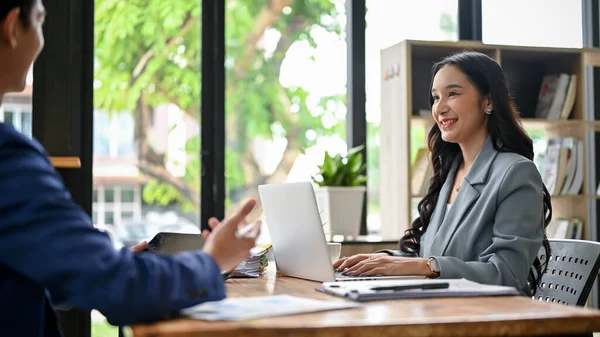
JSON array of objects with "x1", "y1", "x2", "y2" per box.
[{"x1": 128, "y1": 266, "x2": 600, "y2": 337}]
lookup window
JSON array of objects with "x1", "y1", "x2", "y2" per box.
[
  {"x1": 104, "y1": 211, "x2": 115, "y2": 226},
  {"x1": 482, "y1": 0, "x2": 582, "y2": 48},
  {"x1": 92, "y1": 185, "x2": 142, "y2": 228},
  {"x1": 93, "y1": 0, "x2": 202, "y2": 333},
  {"x1": 115, "y1": 112, "x2": 135, "y2": 156},
  {"x1": 93, "y1": 110, "x2": 135, "y2": 157},
  {"x1": 121, "y1": 211, "x2": 134, "y2": 220},
  {"x1": 3, "y1": 111, "x2": 14, "y2": 126},
  {"x1": 0, "y1": 104, "x2": 33, "y2": 138},
  {"x1": 93, "y1": 110, "x2": 111, "y2": 156},
  {"x1": 224, "y1": 1, "x2": 348, "y2": 225},
  {"x1": 1, "y1": 68, "x2": 33, "y2": 138},
  {"x1": 104, "y1": 188, "x2": 114, "y2": 203},
  {"x1": 94, "y1": 0, "x2": 202, "y2": 232},
  {"x1": 365, "y1": 0, "x2": 458, "y2": 234},
  {"x1": 121, "y1": 187, "x2": 135, "y2": 203},
  {"x1": 20, "y1": 112, "x2": 32, "y2": 139}
]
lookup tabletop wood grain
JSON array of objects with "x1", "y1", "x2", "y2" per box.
[{"x1": 128, "y1": 266, "x2": 600, "y2": 337}]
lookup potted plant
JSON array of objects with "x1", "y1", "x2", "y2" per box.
[{"x1": 312, "y1": 145, "x2": 367, "y2": 239}]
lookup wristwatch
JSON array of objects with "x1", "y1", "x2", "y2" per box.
[{"x1": 427, "y1": 257, "x2": 441, "y2": 278}]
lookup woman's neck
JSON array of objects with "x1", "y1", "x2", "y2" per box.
[{"x1": 459, "y1": 130, "x2": 489, "y2": 170}]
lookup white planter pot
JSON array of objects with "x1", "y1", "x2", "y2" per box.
[{"x1": 314, "y1": 186, "x2": 366, "y2": 239}]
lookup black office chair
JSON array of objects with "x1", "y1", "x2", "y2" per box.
[{"x1": 533, "y1": 238, "x2": 600, "y2": 306}]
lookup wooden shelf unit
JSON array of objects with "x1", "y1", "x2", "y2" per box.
[
  {"x1": 379, "y1": 39, "x2": 600, "y2": 241},
  {"x1": 49, "y1": 156, "x2": 81, "y2": 169}
]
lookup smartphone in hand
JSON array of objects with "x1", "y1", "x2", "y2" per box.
[{"x1": 143, "y1": 232, "x2": 205, "y2": 255}]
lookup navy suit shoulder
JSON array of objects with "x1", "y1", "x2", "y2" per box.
[{"x1": 0, "y1": 122, "x2": 226, "y2": 336}]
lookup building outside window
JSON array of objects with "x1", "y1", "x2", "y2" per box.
[
  {"x1": 92, "y1": 108, "x2": 198, "y2": 249},
  {"x1": 2, "y1": 68, "x2": 33, "y2": 138},
  {"x1": 1, "y1": 102, "x2": 33, "y2": 138},
  {"x1": 92, "y1": 184, "x2": 142, "y2": 227}
]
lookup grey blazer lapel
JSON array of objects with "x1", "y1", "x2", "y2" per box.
[
  {"x1": 421, "y1": 159, "x2": 458, "y2": 258},
  {"x1": 433, "y1": 182, "x2": 481, "y2": 256},
  {"x1": 428, "y1": 136, "x2": 499, "y2": 256}
]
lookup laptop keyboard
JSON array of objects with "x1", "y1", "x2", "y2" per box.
[
  {"x1": 335, "y1": 271, "x2": 380, "y2": 281},
  {"x1": 334, "y1": 271, "x2": 353, "y2": 279}
]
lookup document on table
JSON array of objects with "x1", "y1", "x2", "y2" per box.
[
  {"x1": 181, "y1": 295, "x2": 359, "y2": 321},
  {"x1": 317, "y1": 278, "x2": 520, "y2": 302}
]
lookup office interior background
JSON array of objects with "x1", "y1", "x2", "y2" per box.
[{"x1": 12, "y1": 0, "x2": 598, "y2": 336}]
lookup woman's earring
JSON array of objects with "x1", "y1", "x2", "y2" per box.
[{"x1": 485, "y1": 108, "x2": 492, "y2": 115}]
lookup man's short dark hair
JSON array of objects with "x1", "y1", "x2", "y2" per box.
[{"x1": 0, "y1": 0, "x2": 35, "y2": 27}]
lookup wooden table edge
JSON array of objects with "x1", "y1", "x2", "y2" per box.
[{"x1": 128, "y1": 306, "x2": 600, "y2": 337}]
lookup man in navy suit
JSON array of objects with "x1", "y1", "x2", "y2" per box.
[{"x1": 0, "y1": 1, "x2": 261, "y2": 336}]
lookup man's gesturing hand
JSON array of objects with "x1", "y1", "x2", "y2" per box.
[{"x1": 202, "y1": 199, "x2": 261, "y2": 273}]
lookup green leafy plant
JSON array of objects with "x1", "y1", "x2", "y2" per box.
[{"x1": 312, "y1": 145, "x2": 367, "y2": 187}]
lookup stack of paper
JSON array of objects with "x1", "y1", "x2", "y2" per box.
[{"x1": 230, "y1": 244, "x2": 272, "y2": 278}]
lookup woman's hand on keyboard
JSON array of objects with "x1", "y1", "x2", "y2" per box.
[
  {"x1": 337, "y1": 255, "x2": 430, "y2": 277},
  {"x1": 333, "y1": 253, "x2": 388, "y2": 272}
]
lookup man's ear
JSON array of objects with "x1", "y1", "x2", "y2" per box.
[{"x1": 1, "y1": 8, "x2": 21, "y2": 48}]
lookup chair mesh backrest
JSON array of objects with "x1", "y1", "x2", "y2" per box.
[{"x1": 533, "y1": 239, "x2": 600, "y2": 306}]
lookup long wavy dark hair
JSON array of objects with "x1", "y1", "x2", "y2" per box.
[{"x1": 399, "y1": 51, "x2": 552, "y2": 295}]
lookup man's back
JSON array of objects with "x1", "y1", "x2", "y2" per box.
[{"x1": 0, "y1": 122, "x2": 225, "y2": 336}]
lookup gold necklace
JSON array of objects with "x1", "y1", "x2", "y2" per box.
[{"x1": 455, "y1": 167, "x2": 464, "y2": 192}]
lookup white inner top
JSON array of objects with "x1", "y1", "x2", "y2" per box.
[{"x1": 444, "y1": 203, "x2": 452, "y2": 221}]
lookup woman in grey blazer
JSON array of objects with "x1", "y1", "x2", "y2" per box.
[{"x1": 334, "y1": 51, "x2": 551, "y2": 297}]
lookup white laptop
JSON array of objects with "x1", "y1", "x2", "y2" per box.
[{"x1": 258, "y1": 182, "x2": 423, "y2": 282}]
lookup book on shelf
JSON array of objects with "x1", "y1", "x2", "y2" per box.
[
  {"x1": 538, "y1": 137, "x2": 583, "y2": 196},
  {"x1": 565, "y1": 138, "x2": 583, "y2": 196},
  {"x1": 534, "y1": 73, "x2": 577, "y2": 120},
  {"x1": 560, "y1": 75, "x2": 577, "y2": 119},
  {"x1": 557, "y1": 137, "x2": 579, "y2": 195},
  {"x1": 546, "y1": 217, "x2": 583, "y2": 240}
]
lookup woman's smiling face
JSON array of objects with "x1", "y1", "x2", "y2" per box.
[{"x1": 431, "y1": 64, "x2": 490, "y2": 144}]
